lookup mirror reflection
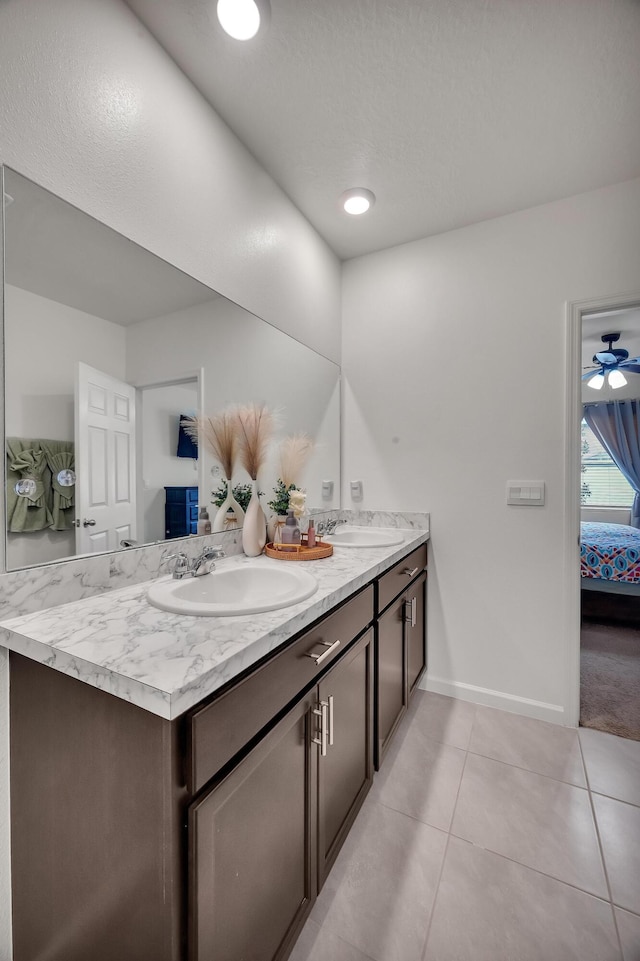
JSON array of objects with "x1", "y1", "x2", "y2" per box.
[{"x1": 2, "y1": 168, "x2": 340, "y2": 571}]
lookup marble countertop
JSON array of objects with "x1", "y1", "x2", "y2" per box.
[{"x1": 0, "y1": 529, "x2": 428, "y2": 720}]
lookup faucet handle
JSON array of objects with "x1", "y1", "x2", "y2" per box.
[
  {"x1": 200, "y1": 546, "x2": 226, "y2": 560},
  {"x1": 192, "y1": 545, "x2": 226, "y2": 576},
  {"x1": 162, "y1": 552, "x2": 190, "y2": 578}
]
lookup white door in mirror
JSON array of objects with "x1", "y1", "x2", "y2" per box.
[{"x1": 75, "y1": 363, "x2": 137, "y2": 554}]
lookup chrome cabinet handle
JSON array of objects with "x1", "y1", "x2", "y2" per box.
[
  {"x1": 82, "y1": 518, "x2": 96, "y2": 527},
  {"x1": 327, "y1": 695, "x2": 334, "y2": 747},
  {"x1": 305, "y1": 638, "x2": 340, "y2": 666},
  {"x1": 312, "y1": 701, "x2": 329, "y2": 756},
  {"x1": 404, "y1": 596, "x2": 417, "y2": 628},
  {"x1": 403, "y1": 567, "x2": 419, "y2": 577}
]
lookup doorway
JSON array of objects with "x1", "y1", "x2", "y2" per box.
[
  {"x1": 565, "y1": 293, "x2": 640, "y2": 738},
  {"x1": 136, "y1": 371, "x2": 205, "y2": 545}
]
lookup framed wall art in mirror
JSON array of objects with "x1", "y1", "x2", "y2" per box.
[{"x1": 1, "y1": 167, "x2": 340, "y2": 571}]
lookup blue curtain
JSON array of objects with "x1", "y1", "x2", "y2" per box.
[{"x1": 584, "y1": 400, "x2": 640, "y2": 527}]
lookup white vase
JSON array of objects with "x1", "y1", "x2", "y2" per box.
[
  {"x1": 213, "y1": 478, "x2": 245, "y2": 533},
  {"x1": 242, "y1": 481, "x2": 267, "y2": 556}
]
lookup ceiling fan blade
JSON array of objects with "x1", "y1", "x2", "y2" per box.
[
  {"x1": 620, "y1": 358, "x2": 640, "y2": 373},
  {"x1": 582, "y1": 368, "x2": 603, "y2": 381}
]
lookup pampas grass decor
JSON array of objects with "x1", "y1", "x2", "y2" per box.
[
  {"x1": 182, "y1": 410, "x2": 238, "y2": 479},
  {"x1": 278, "y1": 433, "x2": 315, "y2": 489},
  {"x1": 236, "y1": 403, "x2": 275, "y2": 480}
]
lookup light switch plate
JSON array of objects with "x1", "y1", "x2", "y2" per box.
[
  {"x1": 350, "y1": 480, "x2": 363, "y2": 501},
  {"x1": 321, "y1": 480, "x2": 334, "y2": 500},
  {"x1": 506, "y1": 480, "x2": 545, "y2": 506}
]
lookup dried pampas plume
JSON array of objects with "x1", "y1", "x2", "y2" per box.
[
  {"x1": 181, "y1": 409, "x2": 238, "y2": 480},
  {"x1": 236, "y1": 403, "x2": 275, "y2": 481},
  {"x1": 278, "y1": 433, "x2": 314, "y2": 489}
]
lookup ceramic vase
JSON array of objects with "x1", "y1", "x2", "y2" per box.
[
  {"x1": 242, "y1": 480, "x2": 267, "y2": 556},
  {"x1": 213, "y1": 479, "x2": 245, "y2": 533}
]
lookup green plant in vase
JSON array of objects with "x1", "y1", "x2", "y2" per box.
[
  {"x1": 213, "y1": 481, "x2": 259, "y2": 514},
  {"x1": 267, "y1": 479, "x2": 299, "y2": 517}
]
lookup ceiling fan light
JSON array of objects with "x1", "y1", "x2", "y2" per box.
[
  {"x1": 216, "y1": 0, "x2": 269, "y2": 40},
  {"x1": 608, "y1": 369, "x2": 627, "y2": 389},
  {"x1": 587, "y1": 372, "x2": 605, "y2": 390}
]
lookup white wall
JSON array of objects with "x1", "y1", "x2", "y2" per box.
[
  {"x1": 342, "y1": 176, "x2": 640, "y2": 720},
  {"x1": 0, "y1": 1, "x2": 341, "y2": 954}
]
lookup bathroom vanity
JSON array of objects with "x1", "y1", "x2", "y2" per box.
[{"x1": 2, "y1": 533, "x2": 428, "y2": 961}]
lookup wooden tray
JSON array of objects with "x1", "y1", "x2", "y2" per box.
[{"x1": 264, "y1": 540, "x2": 333, "y2": 561}]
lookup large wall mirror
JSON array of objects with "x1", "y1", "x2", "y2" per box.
[{"x1": 1, "y1": 167, "x2": 340, "y2": 571}]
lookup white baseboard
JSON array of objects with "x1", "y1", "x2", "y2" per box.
[{"x1": 421, "y1": 674, "x2": 570, "y2": 726}]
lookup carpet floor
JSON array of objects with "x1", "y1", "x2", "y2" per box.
[{"x1": 580, "y1": 619, "x2": 640, "y2": 741}]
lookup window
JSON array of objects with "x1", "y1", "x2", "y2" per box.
[{"x1": 581, "y1": 419, "x2": 635, "y2": 507}]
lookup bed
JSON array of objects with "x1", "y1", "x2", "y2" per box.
[
  {"x1": 580, "y1": 521, "x2": 640, "y2": 584},
  {"x1": 580, "y1": 521, "x2": 640, "y2": 620}
]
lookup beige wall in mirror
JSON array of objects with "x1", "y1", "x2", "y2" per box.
[{"x1": 2, "y1": 168, "x2": 340, "y2": 571}]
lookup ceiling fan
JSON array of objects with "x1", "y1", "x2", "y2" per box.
[{"x1": 582, "y1": 332, "x2": 640, "y2": 390}]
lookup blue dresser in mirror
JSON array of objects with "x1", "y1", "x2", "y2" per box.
[{"x1": 165, "y1": 486, "x2": 198, "y2": 539}]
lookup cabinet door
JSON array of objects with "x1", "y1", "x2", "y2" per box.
[
  {"x1": 317, "y1": 628, "x2": 373, "y2": 889},
  {"x1": 188, "y1": 693, "x2": 315, "y2": 961},
  {"x1": 376, "y1": 594, "x2": 407, "y2": 767},
  {"x1": 406, "y1": 572, "x2": 427, "y2": 696}
]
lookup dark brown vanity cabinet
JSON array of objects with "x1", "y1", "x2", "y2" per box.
[
  {"x1": 375, "y1": 545, "x2": 427, "y2": 767},
  {"x1": 8, "y1": 539, "x2": 428, "y2": 961},
  {"x1": 188, "y1": 621, "x2": 374, "y2": 961}
]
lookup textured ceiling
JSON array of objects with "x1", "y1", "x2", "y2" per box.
[{"x1": 125, "y1": 0, "x2": 640, "y2": 260}]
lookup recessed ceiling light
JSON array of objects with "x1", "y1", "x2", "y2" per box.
[
  {"x1": 341, "y1": 188, "x2": 376, "y2": 216},
  {"x1": 216, "y1": 0, "x2": 270, "y2": 40}
]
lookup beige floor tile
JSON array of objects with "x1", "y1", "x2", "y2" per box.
[
  {"x1": 580, "y1": 728, "x2": 640, "y2": 807},
  {"x1": 615, "y1": 907, "x2": 640, "y2": 961},
  {"x1": 289, "y1": 919, "x2": 376, "y2": 961},
  {"x1": 370, "y1": 718, "x2": 466, "y2": 831},
  {"x1": 310, "y1": 798, "x2": 447, "y2": 961},
  {"x1": 593, "y1": 795, "x2": 640, "y2": 915},
  {"x1": 411, "y1": 691, "x2": 476, "y2": 750},
  {"x1": 424, "y1": 837, "x2": 621, "y2": 961},
  {"x1": 469, "y1": 706, "x2": 586, "y2": 786},
  {"x1": 451, "y1": 753, "x2": 607, "y2": 897}
]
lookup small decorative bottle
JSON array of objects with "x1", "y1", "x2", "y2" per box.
[
  {"x1": 280, "y1": 509, "x2": 301, "y2": 551},
  {"x1": 306, "y1": 519, "x2": 316, "y2": 548},
  {"x1": 197, "y1": 507, "x2": 212, "y2": 535}
]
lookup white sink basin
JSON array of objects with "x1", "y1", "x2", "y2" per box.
[
  {"x1": 146, "y1": 562, "x2": 318, "y2": 617},
  {"x1": 324, "y1": 526, "x2": 406, "y2": 548}
]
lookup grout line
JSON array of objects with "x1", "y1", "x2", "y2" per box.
[
  {"x1": 589, "y1": 788, "x2": 640, "y2": 811},
  {"x1": 448, "y1": 830, "x2": 616, "y2": 905},
  {"x1": 577, "y1": 733, "x2": 624, "y2": 959},
  {"x1": 465, "y1": 744, "x2": 587, "y2": 789},
  {"x1": 419, "y1": 746, "x2": 472, "y2": 961}
]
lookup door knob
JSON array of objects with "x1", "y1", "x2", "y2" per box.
[{"x1": 82, "y1": 518, "x2": 96, "y2": 527}]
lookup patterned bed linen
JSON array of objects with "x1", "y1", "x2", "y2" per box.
[{"x1": 580, "y1": 521, "x2": 640, "y2": 583}]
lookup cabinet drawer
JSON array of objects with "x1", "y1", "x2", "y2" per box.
[
  {"x1": 186, "y1": 584, "x2": 374, "y2": 794},
  {"x1": 377, "y1": 544, "x2": 427, "y2": 614}
]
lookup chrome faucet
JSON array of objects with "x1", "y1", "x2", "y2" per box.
[
  {"x1": 163, "y1": 546, "x2": 226, "y2": 579},
  {"x1": 191, "y1": 546, "x2": 226, "y2": 576},
  {"x1": 317, "y1": 518, "x2": 346, "y2": 536}
]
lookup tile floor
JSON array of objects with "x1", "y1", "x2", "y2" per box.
[{"x1": 290, "y1": 691, "x2": 640, "y2": 961}]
